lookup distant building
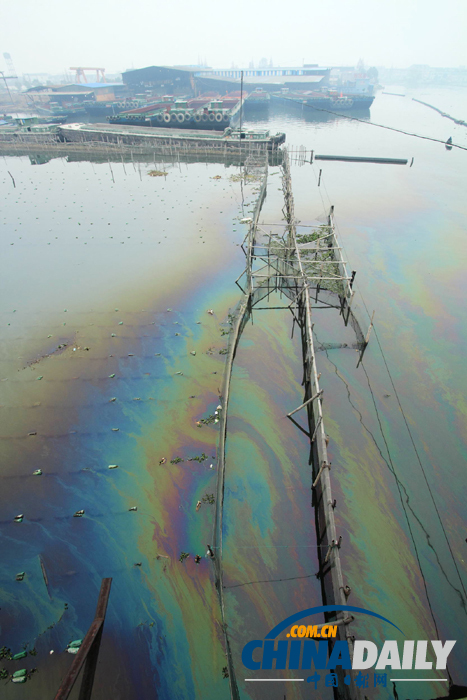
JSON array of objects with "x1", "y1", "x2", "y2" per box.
[
  {"x1": 25, "y1": 82, "x2": 127, "y2": 104},
  {"x1": 122, "y1": 66, "x2": 202, "y2": 94},
  {"x1": 194, "y1": 65, "x2": 331, "y2": 93},
  {"x1": 379, "y1": 65, "x2": 467, "y2": 87}
]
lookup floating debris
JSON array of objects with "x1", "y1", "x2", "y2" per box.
[
  {"x1": 66, "y1": 640, "x2": 82, "y2": 655},
  {"x1": 148, "y1": 170, "x2": 168, "y2": 177},
  {"x1": 196, "y1": 500, "x2": 202, "y2": 511},
  {"x1": 207, "y1": 309, "x2": 214, "y2": 315},
  {"x1": 109, "y1": 374, "x2": 116, "y2": 378},
  {"x1": 32, "y1": 469, "x2": 42, "y2": 476},
  {"x1": 68, "y1": 639, "x2": 83, "y2": 649},
  {"x1": 28, "y1": 431, "x2": 37, "y2": 436},
  {"x1": 15, "y1": 572, "x2": 25, "y2": 581},
  {"x1": 190, "y1": 351, "x2": 196, "y2": 356},
  {"x1": 109, "y1": 397, "x2": 117, "y2": 402},
  {"x1": 129, "y1": 506, "x2": 137, "y2": 511},
  {"x1": 111, "y1": 428, "x2": 119, "y2": 432},
  {"x1": 175, "y1": 371, "x2": 183, "y2": 375},
  {"x1": 188, "y1": 453, "x2": 208, "y2": 463},
  {"x1": 36, "y1": 376, "x2": 43, "y2": 381},
  {"x1": 73, "y1": 510, "x2": 85, "y2": 517},
  {"x1": 108, "y1": 464, "x2": 118, "y2": 470},
  {"x1": 194, "y1": 555, "x2": 201, "y2": 564},
  {"x1": 14, "y1": 514, "x2": 24, "y2": 523},
  {"x1": 202, "y1": 493, "x2": 215, "y2": 505},
  {"x1": 179, "y1": 552, "x2": 189, "y2": 563},
  {"x1": 12, "y1": 669, "x2": 27, "y2": 683},
  {"x1": 159, "y1": 458, "x2": 166, "y2": 465}
]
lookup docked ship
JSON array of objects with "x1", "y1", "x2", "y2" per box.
[
  {"x1": 36, "y1": 102, "x2": 87, "y2": 120},
  {"x1": 272, "y1": 89, "x2": 374, "y2": 111},
  {"x1": 245, "y1": 88, "x2": 270, "y2": 108},
  {"x1": 83, "y1": 98, "x2": 148, "y2": 117},
  {"x1": 108, "y1": 93, "x2": 246, "y2": 131}
]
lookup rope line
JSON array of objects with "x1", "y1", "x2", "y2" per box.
[
  {"x1": 321, "y1": 184, "x2": 467, "y2": 614},
  {"x1": 224, "y1": 573, "x2": 317, "y2": 589},
  {"x1": 314, "y1": 330, "x2": 451, "y2": 653},
  {"x1": 280, "y1": 96, "x2": 467, "y2": 151}
]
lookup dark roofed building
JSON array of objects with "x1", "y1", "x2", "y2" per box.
[{"x1": 122, "y1": 66, "x2": 206, "y2": 95}]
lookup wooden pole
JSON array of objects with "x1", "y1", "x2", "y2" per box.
[
  {"x1": 239, "y1": 71, "x2": 243, "y2": 142},
  {"x1": 54, "y1": 578, "x2": 112, "y2": 700}
]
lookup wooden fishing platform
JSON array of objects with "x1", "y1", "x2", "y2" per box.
[{"x1": 214, "y1": 149, "x2": 368, "y2": 700}]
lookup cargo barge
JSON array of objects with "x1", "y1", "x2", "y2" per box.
[
  {"x1": 58, "y1": 122, "x2": 285, "y2": 150},
  {"x1": 108, "y1": 93, "x2": 246, "y2": 130},
  {"x1": 272, "y1": 90, "x2": 374, "y2": 111}
]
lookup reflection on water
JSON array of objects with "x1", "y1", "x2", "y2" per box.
[{"x1": 1, "y1": 87, "x2": 466, "y2": 699}]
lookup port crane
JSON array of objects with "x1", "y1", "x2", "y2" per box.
[
  {"x1": 1, "y1": 52, "x2": 18, "y2": 99},
  {"x1": 70, "y1": 67, "x2": 106, "y2": 83}
]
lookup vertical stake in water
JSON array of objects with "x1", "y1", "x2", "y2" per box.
[{"x1": 239, "y1": 70, "x2": 243, "y2": 143}]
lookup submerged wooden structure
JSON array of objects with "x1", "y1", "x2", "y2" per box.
[
  {"x1": 214, "y1": 149, "x2": 367, "y2": 699},
  {"x1": 54, "y1": 578, "x2": 112, "y2": 700}
]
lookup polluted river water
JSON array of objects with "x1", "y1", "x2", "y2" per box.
[{"x1": 1, "y1": 87, "x2": 467, "y2": 699}]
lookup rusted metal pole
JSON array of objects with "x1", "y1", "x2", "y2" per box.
[{"x1": 54, "y1": 578, "x2": 112, "y2": 700}]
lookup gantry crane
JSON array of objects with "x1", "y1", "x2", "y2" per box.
[{"x1": 70, "y1": 67, "x2": 106, "y2": 83}]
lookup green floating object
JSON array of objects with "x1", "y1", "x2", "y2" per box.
[
  {"x1": 109, "y1": 374, "x2": 115, "y2": 378},
  {"x1": 68, "y1": 639, "x2": 83, "y2": 649},
  {"x1": 108, "y1": 464, "x2": 118, "y2": 469},
  {"x1": 190, "y1": 351, "x2": 196, "y2": 356},
  {"x1": 33, "y1": 469, "x2": 42, "y2": 476},
  {"x1": 36, "y1": 376, "x2": 43, "y2": 381},
  {"x1": 118, "y1": 322, "x2": 123, "y2": 325},
  {"x1": 12, "y1": 651, "x2": 27, "y2": 660},
  {"x1": 15, "y1": 572, "x2": 25, "y2": 581},
  {"x1": 12, "y1": 669, "x2": 27, "y2": 682},
  {"x1": 13, "y1": 669, "x2": 27, "y2": 677}
]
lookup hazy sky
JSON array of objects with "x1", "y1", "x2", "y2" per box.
[{"x1": 1, "y1": 0, "x2": 466, "y2": 77}]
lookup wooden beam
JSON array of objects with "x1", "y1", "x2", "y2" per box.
[{"x1": 54, "y1": 578, "x2": 112, "y2": 700}]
